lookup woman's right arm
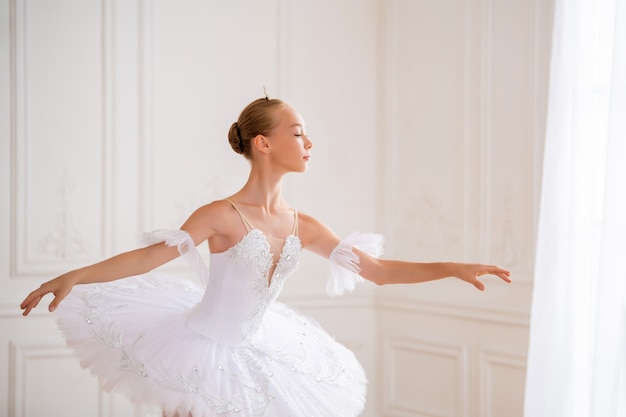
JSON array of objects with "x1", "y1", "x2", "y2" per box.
[
  {"x1": 20, "y1": 201, "x2": 223, "y2": 316},
  {"x1": 20, "y1": 243, "x2": 180, "y2": 316}
]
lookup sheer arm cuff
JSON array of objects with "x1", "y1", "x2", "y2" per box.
[
  {"x1": 140, "y1": 229, "x2": 209, "y2": 285},
  {"x1": 327, "y1": 232, "x2": 384, "y2": 297}
]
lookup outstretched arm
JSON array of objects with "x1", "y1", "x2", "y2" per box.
[
  {"x1": 353, "y1": 250, "x2": 511, "y2": 290},
  {"x1": 299, "y1": 213, "x2": 511, "y2": 291},
  {"x1": 19, "y1": 243, "x2": 180, "y2": 316},
  {"x1": 20, "y1": 202, "x2": 221, "y2": 316}
]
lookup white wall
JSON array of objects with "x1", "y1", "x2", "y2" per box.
[
  {"x1": 0, "y1": 1, "x2": 553, "y2": 416},
  {"x1": 373, "y1": 0, "x2": 553, "y2": 415}
]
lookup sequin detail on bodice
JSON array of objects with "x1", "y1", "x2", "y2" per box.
[{"x1": 185, "y1": 204, "x2": 301, "y2": 345}]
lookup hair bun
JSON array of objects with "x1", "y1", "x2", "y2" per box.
[{"x1": 228, "y1": 122, "x2": 244, "y2": 154}]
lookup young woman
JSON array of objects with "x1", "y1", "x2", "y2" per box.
[{"x1": 20, "y1": 97, "x2": 511, "y2": 417}]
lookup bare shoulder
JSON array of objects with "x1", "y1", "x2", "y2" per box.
[
  {"x1": 180, "y1": 199, "x2": 241, "y2": 242},
  {"x1": 185, "y1": 199, "x2": 230, "y2": 221},
  {"x1": 296, "y1": 211, "x2": 327, "y2": 237},
  {"x1": 296, "y1": 211, "x2": 340, "y2": 257},
  {"x1": 189, "y1": 199, "x2": 234, "y2": 217}
]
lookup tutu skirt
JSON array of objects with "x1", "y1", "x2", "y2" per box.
[{"x1": 55, "y1": 273, "x2": 367, "y2": 417}]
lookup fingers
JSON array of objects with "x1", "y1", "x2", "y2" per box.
[
  {"x1": 472, "y1": 277, "x2": 485, "y2": 291},
  {"x1": 467, "y1": 265, "x2": 511, "y2": 291},
  {"x1": 20, "y1": 284, "x2": 56, "y2": 316},
  {"x1": 476, "y1": 266, "x2": 511, "y2": 282},
  {"x1": 20, "y1": 289, "x2": 43, "y2": 316},
  {"x1": 498, "y1": 272, "x2": 512, "y2": 283},
  {"x1": 491, "y1": 267, "x2": 512, "y2": 283},
  {"x1": 48, "y1": 289, "x2": 69, "y2": 312},
  {"x1": 21, "y1": 296, "x2": 40, "y2": 316}
]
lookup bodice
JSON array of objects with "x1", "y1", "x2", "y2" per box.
[{"x1": 185, "y1": 229, "x2": 302, "y2": 345}]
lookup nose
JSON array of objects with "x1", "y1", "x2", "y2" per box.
[{"x1": 304, "y1": 135, "x2": 313, "y2": 149}]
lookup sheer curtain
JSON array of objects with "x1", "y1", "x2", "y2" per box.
[{"x1": 524, "y1": 0, "x2": 626, "y2": 416}]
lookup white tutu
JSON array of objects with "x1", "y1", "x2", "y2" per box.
[{"x1": 55, "y1": 225, "x2": 383, "y2": 417}]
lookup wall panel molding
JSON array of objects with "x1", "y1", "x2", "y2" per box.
[
  {"x1": 101, "y1": 0, "x2": 116, "y2": 257},
  {"x1": 481, "y1": 0, "x2": 546, "y2": 280},
  {"x1": 379, "y1": 0, "x2": 398, "y2": 257},
  {"x1": 10, "y1": 0, "x2": 116, "y2": 277},
  {"x1": 137, "y1": 0, "x2": 154, "y2": 232},
  {"x1": 377, "y1": 296, "x2": 530, "y2": 328},
  {"x1": 383, "y1": 336, "x2": 469, "y2": 417},
  {"x1": 280, "y1": 294, "x2": 373, "y2": 310},
  {"x1": 8, "y1": 0, "x2": 28, "y2": 279},
  {"x1": 0, "y1": 303, "x2": 29, "y2": 318},
  {"x1": 531, "y1": 0, "x2": 552, "y2": 251},
  {"x1": 479, "y1": 349, "x2": 527, "y2": 417},
  {"x1": 382, "y1": 0, "x2": 472, "y2": 262},
  {"x1": 480, "y1": 0, "x2": 494, "y2": 264},
  {"x1": 9, "y1": 340, "x2": 102, "y2": 417}
]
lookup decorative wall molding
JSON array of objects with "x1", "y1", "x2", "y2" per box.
[
  {"x1": 495, "y1": 189, "x2": 516, "y2": 267},
  {"x1": 10, "y1": 0, "x2": 115, "y2": 276},
  {"x1": 37, "y1": 172, "x2": 92, "y2": 259},
  {"x1": 479, "y1": 349, "x2": 527, "y2": 417},
  {"x1": 480, "y1": 0, "x2": 495, "y2": 264},
  {"x1": 481, "y1": 0, "x2": 546, "y2": 278},
  {"x1": 399, "y1": 191, "x2": 460, "y2": 252},
  {"x1": 8, "y1": 341, "x2": 100, "y2": 417},
  {"x1": 281, "y1": 290, "x2": 531, "y2": 328},
  {"x1": 101, "y1": 0, "x2": 116, "y2": 257},
  {"x1": 8, "y1": 0, "x2": 21, "y2": 278},
  {"x1": 531, "y1": 0, "x2": 552, "y2": 259},
  {"x1": 377, "y1": 296, "x2": 530, "y2": 328},
  {"x1": 280, "y1": 294, "x2": 373, "y2": 310},
  {"x1": 137, "y1": 0, "x2": 154, "y2": 233},
  {"x1": 7, "y1": 339, "x2": 151, "y2": 417},
  {"x1": 0, "y1": 303, "x2": 31, "y2": 318},
  {"x1": 10, "y1": 0, "x2": 30, "y2": 277},
  {"x1": 382, "y1": 336, "x2": 469, "y2": 417},
  {"x1": 379, "y1": 0, "x2": 399, "y2": 257},
  {"x1": 380, "y1": 0, "x2": 475, "y2": 263}
]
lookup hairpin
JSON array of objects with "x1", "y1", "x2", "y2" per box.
[{"x1": 263, "y1": 86, "x2": 270, "y2": 101}]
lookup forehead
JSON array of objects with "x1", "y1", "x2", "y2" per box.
[{"x1": 273, "y1": 106, "x2": 305, "y2": 128}]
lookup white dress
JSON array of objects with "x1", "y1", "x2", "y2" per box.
[{"x1": 55, "y1": 202, "x2": 383, "y2": 417}]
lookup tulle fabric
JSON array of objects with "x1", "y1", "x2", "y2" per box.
[
  {"x1": 55, "y1": 276, "x2": 366, "y2": 417},
  {"x1": 141, "y1": 229, "x2": 209, "y2": 285},
  {"x1": 327, "y1": 232, "x2": 384, "y2": 296},
  {"x1": 54, "y1": 229, "x2": 382, "y2": 416}
]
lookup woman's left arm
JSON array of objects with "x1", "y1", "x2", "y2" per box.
[
  {"x1": 299, "y1": 212, "x2": 511, "y2": 291},
  {"x1": 354, "y1": 249, "x2": 511, "y2": 291}
]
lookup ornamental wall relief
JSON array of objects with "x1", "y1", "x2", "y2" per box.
[{"x1": 38, "y1": 172, "x2": 91, "y2": 259}]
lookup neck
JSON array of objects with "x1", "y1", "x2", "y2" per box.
[{"x1": 234, "y1": 166, "x2": 287, "y2": 213}]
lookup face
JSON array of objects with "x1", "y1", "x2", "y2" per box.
[{"x1": 263, "y1": 106, "x2": 313, "y2": 173}]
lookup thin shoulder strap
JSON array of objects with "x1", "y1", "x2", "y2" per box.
[
  {"x1": 291, "y1": 209, "x2": 299, "y2": 236},
  {"x1": 225, "y1": 199, "x2": 254, "y2": 232}
]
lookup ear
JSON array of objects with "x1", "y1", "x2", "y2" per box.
[{"x1": 253, "y1": 134, "x2": 271, "y2": 154}]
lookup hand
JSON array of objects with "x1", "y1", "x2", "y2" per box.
[
  {"x1": 454, "y1": 263, "x2": 511, "y2": 291},
  {"x1": 20, "y1": 273, "x2": 77, "y2": 316}
]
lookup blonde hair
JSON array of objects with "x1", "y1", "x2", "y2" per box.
[{"x1": 228, "y1": 98, "x2": 289, "y2": 159}]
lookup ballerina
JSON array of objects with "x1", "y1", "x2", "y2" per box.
[{"x1": 20, "y1": 96, "x2": 511, "y2": 417}]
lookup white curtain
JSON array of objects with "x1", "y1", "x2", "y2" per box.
[{"x1": 524, "y1": 0, "x2": 626, "y2": 416}]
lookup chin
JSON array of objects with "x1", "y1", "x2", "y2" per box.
[{"x1": 290, "y1": 163, "x2": 308, "y2": 173}]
